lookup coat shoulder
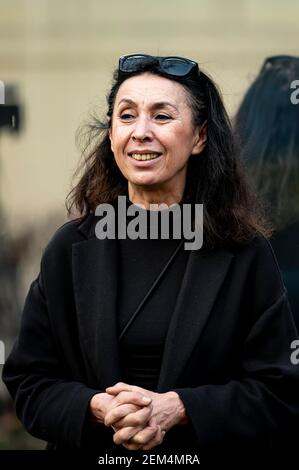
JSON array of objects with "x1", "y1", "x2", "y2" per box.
[
  {"x1": 230, "y1": 233, "x2": 287, "y2": 300},
  {"x1": 231, "y1": 233, "x2": 280, "y2": 264},
  {"x1": 41, "y1": 214, "x2": 91, "y2": 264}
]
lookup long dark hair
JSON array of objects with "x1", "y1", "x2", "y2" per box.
[
  {"x1": 66, "y1": 56, "x2": 270, "y2": 247},
  {"x1": 235, "y1": 55, "x2": 299, "y2": 230}
]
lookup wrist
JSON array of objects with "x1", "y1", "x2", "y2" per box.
[
  {"x1": 167, "y1": 391, "x2": 188, "y2": 425},
  {"x1": 89, "y1": 392, "x2": 113, "y2": 425}
]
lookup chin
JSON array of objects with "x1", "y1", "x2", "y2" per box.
[{"x1": 129, "y1": 176, "x2": 162, "y2": 187}]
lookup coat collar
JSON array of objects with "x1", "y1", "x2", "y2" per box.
[
  {"x1": 157, "y1": 246, "x2": 234, "y2": 390},
  {"x1": 73, "y1": 212, "x2": 121, "y2": 388},
  {"x1": 72, "y1": 212, "x2": 234, "y2": 390},
  {"x1": 77, "y1": 212, "x2": 99, "y2": 239}
]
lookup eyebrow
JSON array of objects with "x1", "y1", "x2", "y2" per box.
[{"x1": 117, "y1": 98, "x2": 178, "y2": 111}]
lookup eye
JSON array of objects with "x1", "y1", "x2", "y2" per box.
[
  {"x1": 155, "y1": 114, "x2": 172, "y2": 121},
  {"x1": 120, "y1": 113, "x2": 135, "y2": 120}
]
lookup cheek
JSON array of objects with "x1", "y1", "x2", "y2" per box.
[
  {"x1": 160, "y1": 127, "x2": 183, "y2": 148},
  {"x1": 167, "y1": 122, "x2": 190, "y2": 140},
  {"x1": 167, "y1": 128, "x2": 193, "y2": 152},
  {"x1": 111, "y1": 128, "x2": 129, "y2": 151}
]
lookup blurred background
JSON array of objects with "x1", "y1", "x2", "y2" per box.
[{"x1": 0, "y1": 0, "x2": 298, "y2": 449}]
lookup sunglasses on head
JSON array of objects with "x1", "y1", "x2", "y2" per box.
[{"x1": 118, "y1": 54, "x2": 199, "y2": 78}]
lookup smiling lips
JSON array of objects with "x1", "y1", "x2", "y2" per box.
[{"x1": 128, "y1": 152, "x2": 162, "y2": 161}]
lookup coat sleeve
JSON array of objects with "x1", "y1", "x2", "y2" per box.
[
  {"x1": 2, "y1": 262, "x2": 100, "y2": 449},
  {"x1": 174, "y1": 238, "x2": 299, "y2": 455}
]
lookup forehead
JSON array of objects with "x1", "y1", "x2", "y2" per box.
[{"x1": 115, "y1": 73, "x2": 190, "y2": 107}]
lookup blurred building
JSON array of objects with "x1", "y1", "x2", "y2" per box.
[
  {"x1": 0, "y1": 0, "x2": 298, "y2": 450},
  {"x1": 1, "y1": 0, "x2": 299, "y2": 234}
]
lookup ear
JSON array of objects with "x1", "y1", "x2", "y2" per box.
[
  {"x1": 108, "y1": 128, "x2": 114, "y2": 153},
  {"x1": 191, "y1": 120, "x2": 207, "y2": 155}
]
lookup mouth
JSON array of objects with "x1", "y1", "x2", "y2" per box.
[{"x1": 128, "y1": 152, "x2": 162, "y2": 161}]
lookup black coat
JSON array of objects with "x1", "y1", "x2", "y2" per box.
[
  {"x1": 271, "y1": 222, "x2": 299, "y2": 329},
  {"x1": 2, "y1": 212, "x2": 299, "y2": 463}
]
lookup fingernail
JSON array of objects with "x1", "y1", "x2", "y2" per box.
[{"x1": 142, "y1": 396, "x2": 151, "y2": 403}]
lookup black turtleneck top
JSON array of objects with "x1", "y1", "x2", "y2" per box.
[{"x1": 116, "y1": 198, "x2": 190, "y2": 391}]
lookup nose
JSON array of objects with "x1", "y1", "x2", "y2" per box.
[{"x1": 131, "y1": 115, "x2": 153, "y2": 142}]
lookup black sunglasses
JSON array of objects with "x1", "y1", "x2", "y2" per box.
[{"x1": 118, "y1": 54, "x2": 199, "y2": 78}]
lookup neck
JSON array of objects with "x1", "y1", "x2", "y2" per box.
[{"x1": 128, "y1": 184, "x2": 185, "y2": 209}]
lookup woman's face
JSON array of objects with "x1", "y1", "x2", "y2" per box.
[{"x1": 109, "y1": 73, "x2": 206, "y2": 198}]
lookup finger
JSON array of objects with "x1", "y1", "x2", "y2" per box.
[
  {"x1": 106, "y1": 383, "x2": 143, "y2": 395},
  {"x1": 105, "y1": 403, "x2": 141, "y2": 427},
  {"x1": 121, "y1": 426, "x2": 159, "y2": 450},
  {"x1": 122, "y1": 441, "x2": 142, "y2": 451},
  {"x1": 112, "y1": 391, "x2": 151, "y2": 407},
  {"x1": 113, "y1": 425, "x2": 144, "y2": 445},
  {"x1": 140, "y1": 429, "x2": 166, "y2": 451},
  {"x1": 112, "y1": 404, "x2": 152, "y2": 428},
  {"x1": 106, "y1": 382, "x2": 131, "y2": 394},
  {"x1": 127, "y1": 426, "x2": 159, "y2": 447}
]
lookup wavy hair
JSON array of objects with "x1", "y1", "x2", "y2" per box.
[{"x1": 66, "y1": 56, "x2": 270, "y2": 247}]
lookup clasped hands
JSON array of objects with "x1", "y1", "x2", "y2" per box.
[{"x1": 89, "y1": 382, "x2": 187, "y2": 451}]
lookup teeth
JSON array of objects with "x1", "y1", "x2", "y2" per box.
[{"x1": 130, "y1": 153, "x2": 161, "y2": 161}]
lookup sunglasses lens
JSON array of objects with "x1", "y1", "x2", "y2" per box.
[
  {"x1": 162, "y1": 58, "x2": 195, "y2": 76},
  {"x1": 119, "y1": 55, "x2": 198, "y2": 78},
  {"x1": 120, "y1": 55, "x2": 151, "y2": 72}
]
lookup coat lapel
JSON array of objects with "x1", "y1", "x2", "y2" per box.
[
  {"x1": 72, "y1": 213, "x2": 121, "y2": 388},
  {"x1": 157, "y1": 247, "x2": 234, "y2": 391}
]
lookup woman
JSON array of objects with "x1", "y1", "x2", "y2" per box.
[
  {"x1": 2, "y1": 54, "x2": 299, "y2": 463},
  {"x1": 234, "y1": 55, "x2": 299, "y2": 328}
]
